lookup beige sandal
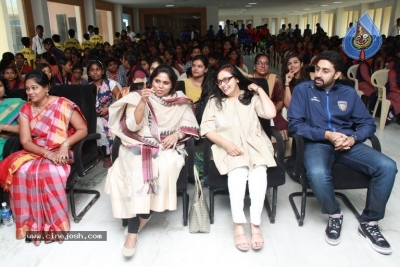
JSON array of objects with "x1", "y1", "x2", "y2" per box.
[
  {"x1": 250, "y1": 224, "x2": 264, "y2": 250},
  {"x1": 234, "y1": 225, "x2": 249, "y2": 252}
]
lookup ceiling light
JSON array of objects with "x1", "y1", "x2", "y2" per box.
[
  {"x1": 166, "y1": 5, "x2": 174, "y2": 7},
  {"x1": 245, "y1": 5, "x2": 252, "y2": 7},
  {"x1": 320, "y1": 4, "x2": 329, "y2": 6},
  {"x1": 303, "y1": 8, "x2": 310, "y2": 10},
  {"x1": 248, "y1": 2, "x2": 257, "y2": 4},
  {"x1": 332, "y1": 1, "x2": 342, "y2": 3},
  {"x1": 293, "y1": 11, "x2": 299, "y2": 12}
]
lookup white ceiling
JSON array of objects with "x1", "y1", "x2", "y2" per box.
[{"x1": 104, "y1": 0, "x2": 379, "y2": 17}]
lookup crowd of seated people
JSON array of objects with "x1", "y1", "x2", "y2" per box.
[{"x1": 0, "y1": 19, "x2": 399, "y2": 258}]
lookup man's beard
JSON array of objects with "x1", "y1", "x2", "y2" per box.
[{"x1": 314, "y1": 77, "x2": 335, "y2": 90}]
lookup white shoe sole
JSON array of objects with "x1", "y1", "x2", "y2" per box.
[
  {"x1": 324, "y1": 233, "x2": 340, "y2": 246},
  {"x1": 357, "y1": 228, "x2": 392, "y2": 255}
]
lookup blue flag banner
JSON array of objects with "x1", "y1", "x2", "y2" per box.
[{"x1": 342, "y1": 12, "x2": 382, "y2": 61}]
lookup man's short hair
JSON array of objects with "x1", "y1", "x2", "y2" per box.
[
  {"x1": 52, "y1": 34, "x2": 61, "y2": 43},
  {"x1": 316, "y1": 51, "x2": 344, "y2": 73},
  {"x1": 36, "y1": 25, "x2": 43, "y2": 30},
  {"x1": 21, "y1": 37, "x2": 31, "y2": 46},
  {"x1": 68, "y1": 29, "x2": 75, "y2": 37}
]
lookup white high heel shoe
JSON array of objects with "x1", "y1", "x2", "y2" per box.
[{"x1": 122, "y1": 235, "x2": 137, "y2": 257}]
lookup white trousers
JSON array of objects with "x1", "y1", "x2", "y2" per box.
[{"x1": 227, "y1": 165, "x2": 267, "y2": 225}]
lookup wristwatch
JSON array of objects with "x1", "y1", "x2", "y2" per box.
[{"x1": 350, "y1": 135, "x2": 358, "y2": 143}]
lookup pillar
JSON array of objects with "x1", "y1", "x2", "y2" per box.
[
  {"x1": 30, "y1": 0, "x2": 51, "y2": 37},
  {"x1": 114, "y1": 3, "x2": 123, "y2": 32},
  {"x1": 84, "y1": 0, "x2": 96, "y2": 29},
  {"x1": 206, "y1": 6, "x2": 219, "y2": 35}
]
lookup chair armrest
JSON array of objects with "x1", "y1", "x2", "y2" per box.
[
  {"x1": 369, "y1": 135, "x2": 381, "y2": 152},
  {"x1": 202, "y1": 138, "x2": 212, "y2": 176},
  {"x1": 289, "y1": 133, "x2": 305, "y2": 179},
  {"x1": 185, "y1": 138, "x2": 195, "y2": 180},
  {"x1": 73, "y1": 133, "x2": 101, "y2": 177},
  {"x1": 270, "y1": 128, "x2": 285, "y2": 165}
]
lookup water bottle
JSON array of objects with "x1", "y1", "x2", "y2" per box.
[{"x1": 1, "y1": 202, "x2": 14, "y2": 227}]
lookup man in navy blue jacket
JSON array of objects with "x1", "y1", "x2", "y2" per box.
[{"x1": 288, "y1": 51, "x2": 397, "y2": 255}]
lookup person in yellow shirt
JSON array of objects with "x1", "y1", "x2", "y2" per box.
[
  {"x1": 64, "y1": 29, "x2": 82, "y2": 51},
  {"x1": 90, "y1": 27, "x2": 103, "y2": 45},
  {"x1": 81, "y1": 33, "x2": 95, "y2": 50},
  {"x1": 113, "y1": 32, "x2": 121, "y2": 46},
  {"x1": 184, "y1": 55, "x2": 208, "y2": 102},
  {"x1": 20, "y1": 37, "x2": 35, "y2": 67},
  {"x1": 52, "y1": 34, "x2": 64, "y2": 51}
]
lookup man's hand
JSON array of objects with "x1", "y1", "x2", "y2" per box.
[{"x1": 325, "y1": 131, "x2": 355, "y2": 151}]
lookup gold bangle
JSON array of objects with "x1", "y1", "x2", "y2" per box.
[
  {"x1": 62, "y1": 142, "x2": 71, "y2": 149},
  {"x1": 284, "y1": 84, "x2": 290, "y2": 87}
]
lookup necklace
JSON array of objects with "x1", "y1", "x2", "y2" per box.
[{"x1": 32, "y1": 96, "x2": 50, "y2": 113}]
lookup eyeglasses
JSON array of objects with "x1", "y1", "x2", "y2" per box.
[
  {"x1": 216, "y1": 76, "x2": 234, "y2": 86},
  {"x1": 256, "y1": 61, "x2": 269, "y2": 67}
]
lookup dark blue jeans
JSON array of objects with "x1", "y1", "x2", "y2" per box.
[{"x1": 304, "y1": 142, "x2": 397, "y2": 222}]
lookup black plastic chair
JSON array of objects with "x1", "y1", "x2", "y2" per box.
[
  {"x1": 202, "y1": 79, "x2": 286, "y2": 224},
  {"x1": 3, "y1": 84, "x2": 101, "y2": 223},
  {"x1": 111, "y1": 136, "x2": 195, "y2": 226},
  {"x1": 286, "y1": 133, "x2": 381, "y2": 226}
]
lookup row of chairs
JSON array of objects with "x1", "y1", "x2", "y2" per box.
[
  {"x1": 3, "y1": 79, "x2": 379, "y2": 228},
  {"x1": 347, "y1": 65, "x2": 391, "y2": 130}
]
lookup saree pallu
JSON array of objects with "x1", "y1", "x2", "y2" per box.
[
  {"x1": 0, "y1": 98, "x2": 26, "y2": 160},
  {"x1": 0, "y1": 97, "x2": 85, "y2": 243}
]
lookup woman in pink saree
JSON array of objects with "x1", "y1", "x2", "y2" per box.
[{"x1": 0, "y1": 71, "x2": 87, "y2": 244}]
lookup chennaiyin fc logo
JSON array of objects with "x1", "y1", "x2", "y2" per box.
[{"x1": 342, "y1": 12, "x2": 382, "y2": 60}]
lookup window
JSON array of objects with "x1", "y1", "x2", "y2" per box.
[
  {"x1": 0, "y1": 0, "x2": 26, "y2": 54},
  {"x1": 374, "y1": 8, "x2": 383, "y2": 31},
  {"x1": 382, "y1": 7, "x2": 392, "y2": 36},
  {"x1": 303, "y1": 16, "x2": 308, "y2": 31},
  {"x1": 270, "y1": 18, "x2": 277, "y2": 35},
  {"x1": 327, "y1": 13, "x2": 335, "y2": 37},
  {"x1": 48, "y1": 2, "x2": 83, "y2": 43}
]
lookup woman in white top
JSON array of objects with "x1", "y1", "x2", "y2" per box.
[{"x1": 201, "y1": 64, "x2": 276, "y2": 251}]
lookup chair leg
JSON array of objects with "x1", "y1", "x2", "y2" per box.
[
  {"x1": 209, "y1": 188, "x2": 214, "y2": 224},
  {"x1": 289, "y1": 187, "x2": 312, "y2": 227},
  {"x1": 264, "y1": 187, "x2": 278, "y2": 224},
  {"x1": 379, "y1": 101, "x2": 391, "y2": 130},
  {"x1": 69, "y1": 185, "x2": 100, "y2": 223},
  {"x1": 372, "y1": 100, "x2": 381, "y2": 118},
  {"x1": 182, "y1": 190, "x2": 188, "y2": 226}
]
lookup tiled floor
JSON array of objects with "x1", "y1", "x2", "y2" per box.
[{"x1": 1, "y1": 56, "x2": 400, "y2": 266}]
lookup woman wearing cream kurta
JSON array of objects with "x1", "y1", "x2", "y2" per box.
[
  {"x1": 105, "y1": 65, "x2": 199, "y2": 257},
  {"x1": 201, "y1": 64, "x2": 276, "y2": 252}
]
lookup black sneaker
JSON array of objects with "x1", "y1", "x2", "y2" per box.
[
  {"x1": 358, "y1": 222, "x2": 392, "y2": 255},
  {"x1": 325, "y1": 215, "x2": 343, "y2": 245}
]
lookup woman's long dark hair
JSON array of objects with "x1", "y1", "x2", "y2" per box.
[
  {"x1": 212, "y1": 64, "x2": 255, "y2": 110},
  {"x1": 282, "y1": 54, "x2": 306, "y2": 92},
  {"x1": 149, "y1": 65, "x2": 177, "y2": 96}
]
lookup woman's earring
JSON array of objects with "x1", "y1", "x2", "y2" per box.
[{"x1": 47, "y1": 90, "x2": 49, "y2": 95}]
